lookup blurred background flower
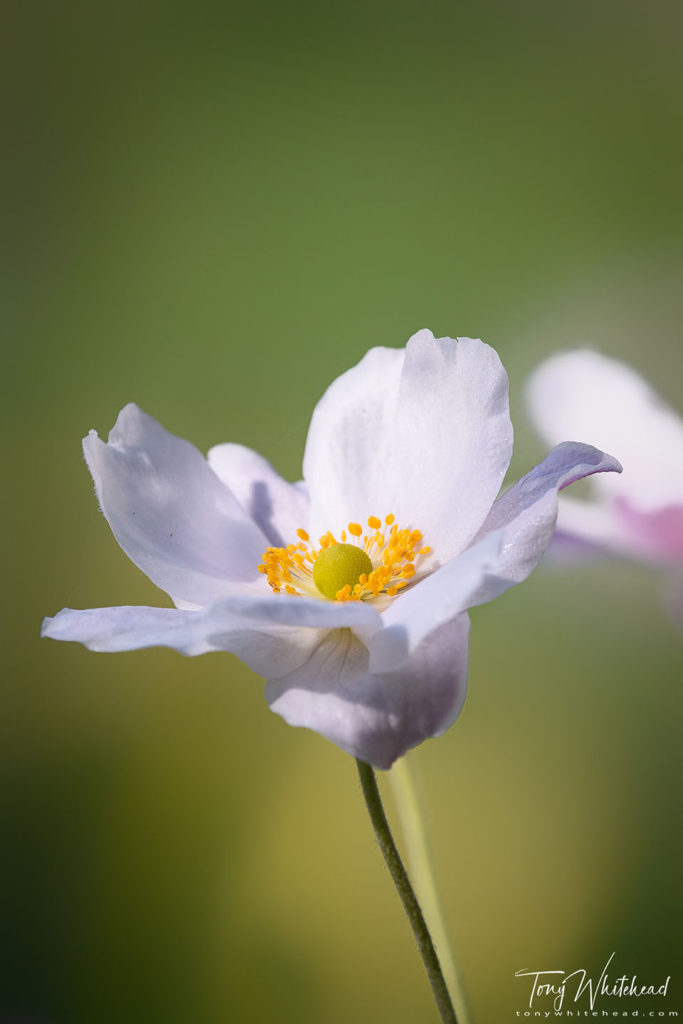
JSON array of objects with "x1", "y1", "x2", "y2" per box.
[
  {"x1": 527, "y1": 348, "x2": 683, "y2": 568},
  {"x1": 3, "y1": 2, "x2": 682, "y2": 1021}
]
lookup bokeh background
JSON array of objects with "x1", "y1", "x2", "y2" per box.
[{"x1": 3, "y1": 2, "x2": 682, "y2": 1021}]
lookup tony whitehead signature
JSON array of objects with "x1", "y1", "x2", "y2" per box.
[{"x1": 515, "y1": 952, "x2": 671, "y2": 1011}]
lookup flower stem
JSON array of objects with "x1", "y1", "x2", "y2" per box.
[
  {"x1": 389, "y1": 754, "x2": 472, "y2": 1024},
  {"x1": 356, "y1": 758, "x2": 458, "y2": 1024}
]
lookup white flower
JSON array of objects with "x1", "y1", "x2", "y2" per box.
[
  {"x1": 43, "y1": 330, "x2": 621, "y2": 768},
  {"x1": 526, "y1": 349, "x2": 683, "y2": 566}
]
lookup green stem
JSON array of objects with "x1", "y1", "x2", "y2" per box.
[
  {"x1": 389, "y1": 754, "x2": 472, "y2": 1024},
  {"x1": 356, "y1": 758, "x2": 458, "y2": 1024}
]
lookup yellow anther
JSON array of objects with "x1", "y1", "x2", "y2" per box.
[
  {"x1": 419, "y1": 546, "x2": 431, "y2": 555},
  {"x1": 348, "y1": 522, "x2": 363, "y2": 537},
  {"x1": 297, "y1": 528, "x2": 309, "y2": 542},
  {"x1": 385, "y1": 513, "x2": 395, "y2": 525},
  {"x1": 368, "y1": 515, "x2": 381, "y2": 530}
]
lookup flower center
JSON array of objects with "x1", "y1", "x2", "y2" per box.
[
  {"x1": 258, "y1": 514, "x2": 431, "y2": 603},
  {"x1": 312, "y1": 543, "x2": 373, "y2": 600}
]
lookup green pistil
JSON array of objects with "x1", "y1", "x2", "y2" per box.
[{"x1": 312, "y1": 543, "x2": 373, "y2": 600}]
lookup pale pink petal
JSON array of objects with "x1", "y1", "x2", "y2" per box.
[
  {"x1": 613, "y1": 499, "x2": 683, "y2": 561},
  {"x1": 84, "y1": 404, "x2": 269, "y2": 607},
  {"x1": 527, "y1": 349, "x2": 683, "y2": 511},
  {"x1": 266, "y1": 614, "x2": 470, "y2": 769},
  {"x1": 554, "y1": 495, "x2": 683, "y2": 564}
]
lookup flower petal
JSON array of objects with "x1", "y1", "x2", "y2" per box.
[
  {"x1": 613, "y1": 499, "x2": 683, "y2": 561},
  {"x1": 527, "y1": 349, "x2": 683, "y2": 510},
  {"x1": 84, "y1": 404, "x2": 269, "y2": 607},
  {"x1": 42, "y1": 594, "x2": 383, "y2": 679},
  {"x1": 553, "y1": 494, "x2": 622, "y2": 549},
  {"x1": 367, "y1": 530, "x2": 503, "y2": 672},
  {"x1": 303, "y1": 343, "x2": 405, "y2": 537},
  {"x1": 540, "y1": 494, "x2": 683, "y2": 566},
  {"x1": 266, "y1": 613, "x2": 470, "y2": 769},
  {"x1": 368, "y1": 443, "x2": 621, "y2": 672},
  {"x1": 303, "y1": 330, "x2": 513, "y2": 561},
  {"x1": 467, "y1": 442, "x2": 623, "y2": 606},
  {"x1": 391, "y1": 331, "x2": 513, "y2": 560},
  {"x1": 540, "y1": 498, "x2": 617, "y2": 563},
  {"x1": 207, "y1": 442, "x2": 309, "y2": 547}
]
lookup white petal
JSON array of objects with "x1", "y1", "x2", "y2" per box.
[
  {"x1": 391, "y1": 332, "x2": 513, "y2": 559},
  {"x1": 527, "y1": 349, "x2": 683, "y2": 510},
  {"x1": 303, "y1": 331, "x2": 513, "y2": 561},
  {"x1": 266, "y1": 613, "x2": 470, "y2": 769},
  {"x1": 43, "y1": 605, "x2": 225, "y2": 655},
  {"x1": 467, "y1": 442, "x2": 622, "y2": 606},
  {"x1": 84, "y1": 404, "x2": 269, "y2": 607},
  {"x1": 42, "y1": 594, "x2": 383, "y2": 679},
  {"x1": 368, "y1": 442, "x2": 621, "y2": 672},
  {"x1": 207, "y1": 442, "x2": 309, "y2": 546},
  {"x1": 303, "y1": 344, "x2": 405, "y2": 536},
  {"x1": 367, "y1": 530, "x2": 503, "y2": 672}
]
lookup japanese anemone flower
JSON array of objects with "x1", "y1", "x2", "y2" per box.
[
  {"x1": 526, "y1": 349, "x2": 683, "y2": 567},
  {"x1": 43, "y1": 330, "x2": 621, "y2": 768}
]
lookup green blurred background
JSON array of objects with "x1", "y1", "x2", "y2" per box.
[{"x1": 3, "y1": 2, "x2": 682, "y2": 1021}]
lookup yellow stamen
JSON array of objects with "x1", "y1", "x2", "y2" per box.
[{"x1": 257, "y1": 512, "x2": 430, "y2": 603}]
